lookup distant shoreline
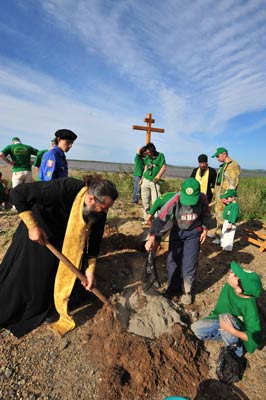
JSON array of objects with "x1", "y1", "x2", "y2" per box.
[
  {"x1": 67, "y1": 160, "x2": 265, "y2": 178},
  {"x1": 0, "y1": 159, "x2": 265, "y2": 179}
]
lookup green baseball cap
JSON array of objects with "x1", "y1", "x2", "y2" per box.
[
  {"x1": 212, "y1": 147, "x2": 228, "y2": 158},
  {"x1": 12, "y1": 137, "x2": 21, "y2": 142},
  {"x1": 220, "y1": 189, "x2": 238, "y2": 199},
  {"x1": 180, "y1": 178, "x2": 200, "y2": 206},
  {"x1": 231, "y1": 261, "x2": 262, "y2": 298}
]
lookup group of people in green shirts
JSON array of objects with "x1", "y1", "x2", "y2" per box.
[
  {"x1": 0, "y1": 129, "x2": 78, "y2": 209},
  {"x1": 132, "y1": 143, "x2": 262, "y2": 371}
]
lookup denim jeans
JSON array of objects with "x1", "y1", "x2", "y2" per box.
[
  {"x1": 191, "y1": 313, "x2": 244, "y2": 357},
  {"x1": 167, "y1": 227, "x2": 200, "y2": 294},
  {"x1": 132, "y1": 175, "x2": 141, "y2": 202}
]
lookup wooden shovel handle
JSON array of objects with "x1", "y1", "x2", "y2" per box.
[{"x1": 45, "y1": 241, "x2": 112, "y2": 308}]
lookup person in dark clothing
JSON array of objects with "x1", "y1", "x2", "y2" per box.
[
  {"x1": 0, "y1": 175, "x2": 118, "y2": 337},
  {"x1": 190, "y1": 154, "x2": 217, "y2": 203},
  {"x1": 145, "y1": 178, "x2": 212, "y2": 305},
  {"x1": 0, "y1": 171, "x2": 10, "y2": 210}
]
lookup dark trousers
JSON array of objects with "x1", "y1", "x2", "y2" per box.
[
  {"x1": 167, "y1": 226, "x2": 201, "y2": 294},
  {"x1": 132, "y1": 176, "x2": 141, "y2": 202}
]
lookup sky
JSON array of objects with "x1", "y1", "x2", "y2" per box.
[{"x1": 0, "y1": 0, "x2": 266, "y2": 170}]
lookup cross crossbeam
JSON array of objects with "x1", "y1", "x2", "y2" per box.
[{"x1": 132, "y1": 113, "x2": 164, "y2": 144}]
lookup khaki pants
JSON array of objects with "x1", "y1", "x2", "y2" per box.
[
  {"x1": 12, "y1": 171, "x2": 33, "y2": 188},
  {"x1": 214, "y1": 186, "x2": 225, "y2": 236},
  {"x1": 141, "y1": 178, "x2": 161, "y2": 220}
]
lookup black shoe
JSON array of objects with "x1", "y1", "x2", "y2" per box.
[
  {"x1": 43, "y1": 308, "x2": 59, "y2": 324},
  {"x1": 162, "y1": 288, "x2": 181, "y2": 300}
]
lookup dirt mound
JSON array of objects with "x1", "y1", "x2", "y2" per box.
[
  {"x1": 1, "y1": 197, "x2": 266, "y2": 400},
  {"x1": 86, "y1": 305, "x2": 208, "y2": 400}
]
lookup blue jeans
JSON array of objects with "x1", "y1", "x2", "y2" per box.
[
  {"x1": 167, "y1": 227, "x2": 200, "y2": 294},
  {"x1": 191, "y1": 313, "x2": 244, "y2": 357},
  {"x1": 132, "y1": 175, "x2": 141, "y2": 202}
]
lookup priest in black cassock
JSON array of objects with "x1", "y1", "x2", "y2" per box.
[{"x1": 0, "y1": 175, "x2": 118, "y2": 337}]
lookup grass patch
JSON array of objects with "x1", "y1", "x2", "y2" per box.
[{"x1": 69, "y1": 170, "x2": 266, "y2": 222}]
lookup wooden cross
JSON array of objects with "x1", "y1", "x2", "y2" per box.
[{"x1": 132, "y1": 113, "x2": 165, "y2": 144}]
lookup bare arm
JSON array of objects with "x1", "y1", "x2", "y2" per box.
[
  {"x1": 0, "y1": 152, "x2": 14, "y2": 166},
  {"x1": 220, "y1": 315, "x2": 248, "y2": 342},
  {"x1": 154, "y1": 164, "x2": 166, "y2": 182}
]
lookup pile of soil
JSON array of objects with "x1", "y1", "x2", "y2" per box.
[{"x1": 1, "y1": 190, "x2": 266, "y2": 399}]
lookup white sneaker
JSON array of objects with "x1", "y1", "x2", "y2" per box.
[
  {"x1": 181, "y1": 293, "x2": 192, "y2": 305},
  {"x1": 212, "y1": 238, "x2": 221, "y2": 245}
]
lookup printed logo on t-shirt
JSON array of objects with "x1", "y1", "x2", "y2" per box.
[{"x1": 180, "y1": 213, "x2": 198, "y2": 221}]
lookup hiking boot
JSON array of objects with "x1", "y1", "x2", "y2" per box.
[
  {"x1": 212, "y1": 237, "x2": 221, "y2": 245},
  {"x1": 180, "y1": 293, "x2": 192, "y2": 305}
]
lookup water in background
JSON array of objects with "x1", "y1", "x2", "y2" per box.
[
  {"x1": 68, "y1": 160, "x2": 265, "y2": 178},
  {"x1": 0, "y1": 159, "x2": 264, "y2": 178}
]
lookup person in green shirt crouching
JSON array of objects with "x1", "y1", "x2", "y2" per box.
[{"x1": 191, "y1": 261, "x2": 262, "y2": 358}]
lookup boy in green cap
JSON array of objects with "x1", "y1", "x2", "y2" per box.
[
  {"x1": 220, "y1": 189, "x2": 239, "y2": 251},
  {"x1": 191, "y1": 261, "x2": 262, "y2": 357}
]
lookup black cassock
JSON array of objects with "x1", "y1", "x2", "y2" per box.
[{"x1": 0, "y1": 177, "x2": 106, "y2": 337}]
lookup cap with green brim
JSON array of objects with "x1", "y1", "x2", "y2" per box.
[
  {"x1": 231, "y1": 261, "x2": 262, "y2": 298},
  {"x1": 212, "y1": 147, "x2": 227, "y2": 158},
  {"x1": 220, "y1": 189, "x2": 238, "y2": 199},
  {"x1": 180, "y1": 178, "x2": 200, "y2": 206},
  {"x1": 12, "y1": 137, "x2": 21, "y2": 142}
]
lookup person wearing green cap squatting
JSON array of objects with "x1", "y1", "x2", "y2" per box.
[
  {"x1": 145, "y1": 178, "x2": 212, "y2": 305},
  {"x1": 191, "y1": 261, "x2": 262, "y2": 358},
  {"x1": 220, "y1": 189, "x2": 239, "y2": 251},
  {"x1": 211, "y1": 147, "x2": 240, "y2": 245}
]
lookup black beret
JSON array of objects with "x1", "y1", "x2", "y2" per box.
[
  {"x1": 198, "y1": 154, "x2": 208, "y2": 163},
  {"x1": 54, "y1": 129, "x2": 77, "y2": 141}
]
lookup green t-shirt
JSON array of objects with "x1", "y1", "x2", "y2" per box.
[
  {"x1": 143, "y1": 152, "x2": 166, "y2": 181},
  {"x1": 133, "y1": 154, "x2": 144, "y2": 177},
  {"x1": 222, "y1": 202, "x2": 239, "y2": 223},
  {"x1": 33, "y1": 149, "x2": 48, "y2": 168},
  {"x1": 206, "y1": 283, "x2": 261, "y2": 353},
  {"x1": 1, "y1": 143, "x2": 38, "y2": 172}
]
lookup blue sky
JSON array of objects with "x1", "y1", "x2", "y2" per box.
[{"x1": 1, "y1": 0, "x2": 266, "y2": 170}]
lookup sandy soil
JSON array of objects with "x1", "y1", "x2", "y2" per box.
[{"x1": 0, "y1": 170, "x2": 266, "y2": 400}]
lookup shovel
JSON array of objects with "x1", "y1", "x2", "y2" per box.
[{"x1": 45, "y1": 241, "x2": 118, "y2": 317}]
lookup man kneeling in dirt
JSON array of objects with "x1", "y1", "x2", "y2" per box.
[
  {"x1": 191, "y1": 261, "x2": 262, "y2": 357},
  {"x1": 0, "y1": 175, "x2": 118, "y2": 337}
]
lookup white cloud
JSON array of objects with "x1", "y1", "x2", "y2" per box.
[{"x1": 1, "y1": 0, "x2": 266, "y2": 168}]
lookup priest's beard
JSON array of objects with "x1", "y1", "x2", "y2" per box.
[{"x1": 83, "y1": 205, "x2": 103, "y2": 223}]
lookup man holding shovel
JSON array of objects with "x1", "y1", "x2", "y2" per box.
[{"x1": 0, "y1": 175, "x2": 118, "y2": 337}]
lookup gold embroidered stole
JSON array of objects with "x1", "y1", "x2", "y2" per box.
[
  {"x1": 50, "y1": 186, "x2": 89, "y2": 335},
  {"x1": 195, "y1": 167, "x2": 209, "y2": 195}
]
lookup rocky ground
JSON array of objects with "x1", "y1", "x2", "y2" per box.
[{"x1": 0, "y1": 170, "x2": 266, "y2": 400}]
